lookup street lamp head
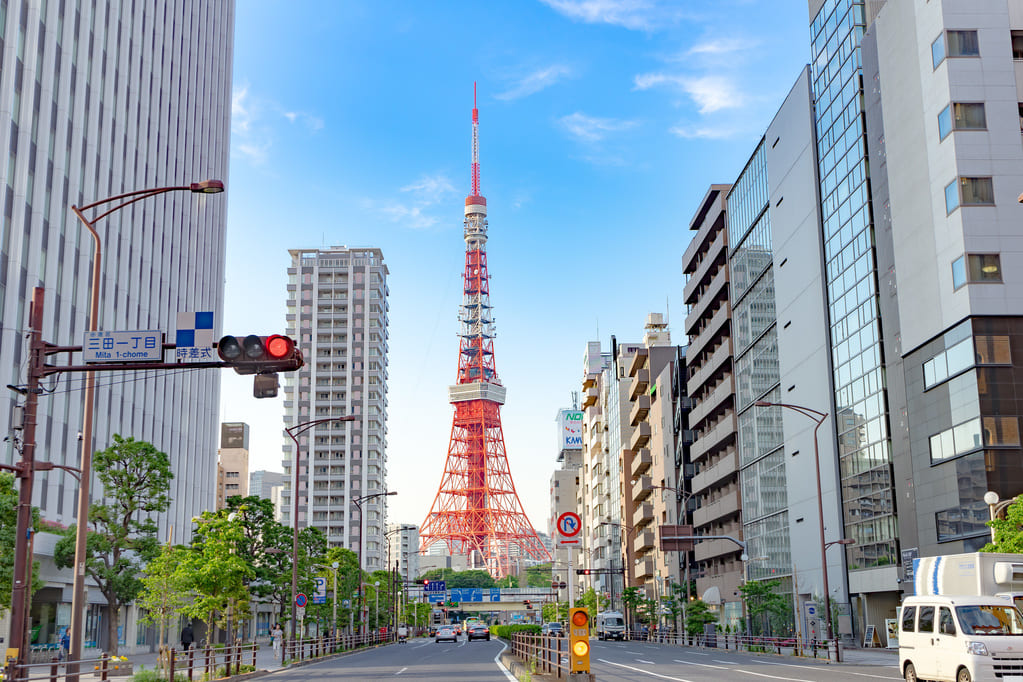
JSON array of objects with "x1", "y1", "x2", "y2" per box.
[
  {"x1": 985, "y1": 491, "x2": 1000, "y2": 506},
  {"x1": 754, "y1": 401, "x2": 774, "y2": 407},
  {"x1": 190, "y1": 179, "x2": 224, "y2": 194}
]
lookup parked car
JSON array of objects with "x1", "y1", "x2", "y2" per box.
[
  {"x1": 435, "y1": 625, "x2": 458, "y2": 643},
  {"x1": 468, "y1": 624, "x2": 491, "y2": 641}
]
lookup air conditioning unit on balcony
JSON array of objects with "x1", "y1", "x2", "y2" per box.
[
  {"x1": 681, "y1": 429, "x2": 696, "y2": 445},
  {"x1": 679, "y1": 396, "x2": 695, "y2": 411}
]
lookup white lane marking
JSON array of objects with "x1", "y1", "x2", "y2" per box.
[
  {"x1": 395, "y1": 667, "x2": 407, "y2": 675},
  {"x1": 761, "y1": 661, "x2": 901, "y2": 679},
  {"x1": 598, "y1": 658, "x2": 694, "y2": 681},
  {"x1": 637, "y1": 658, "x2": 656, "y2": 663},
  {"x1": 673, "y1": 659, "x2": 729, "y2": 670},
  {"x1": 494, "y1": 640, "x2": 516, "y2": 682},
  {"x1": 687, "y1": 651, "x2": 708, "y2": 655},
  {"x1": 721, "y1": 668, "x2": 813, "y2": 681},
  {"x1": 645, "y1": 645, "x2": 660, "y2": 649}
]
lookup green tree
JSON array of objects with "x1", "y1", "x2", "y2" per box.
[
  {"x1": 684, "y1": 599, "x2": 718, "y2": 636},
  {"x1": 984, "y1": 495, "x2": 1023, "y2": 552},
  {"x1": 137, "y1": 544, "x2": 191, "y2": 652},
  {"x1": 53, "y1": 435, "x2": 172, "y2": 654},
  {"x1": 182, "y1": 510, "x2": 254, "y2": 643},
  {"x1": 526, "y1": 562, "x2": 553, "y2": 587},
  {"x1": 576, "y1": 587, "x2": 608, "y2": 615},
  {"x1": 542, "y1": 601, "x2": 568, "y2": 623},
  {"x1": 418, "y1": 568, "x2": 496, "y2": 588},
  {"x1": 621, "y1": 587, "x2": 644, "y2": 630},
  {"x1": 0, "y1": 471, "x2": 40, "y2": 617},
  {"x1": 320, "y1": 546, "x2": 360, "y2": 632},
  {"x1": 496, "y1": 573, "x2": 519, "y2": 588},
  {"x1": 739, "y1": 579, "x2": 790, "y2": 636}
]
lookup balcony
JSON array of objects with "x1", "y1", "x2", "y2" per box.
[
  {"x1": 683, "y1": 228, "x2": 727, "y2": 305},
  {"x1": 583, "y1": 373, "x2": 595, "y2": 390},
  {"x1": 629, "y1": 369, "x2": 650, "y2": 401},
  {"x1": 634, "y1": 557, "x2": 655, "y2": 580},
  {"x1": 582, "y1": 385, "x2": 598, "y2": 408},
  {"x1": 694, "y1": 536, "x2": 745, "y2": 563},
  {"x1": 628, "y1": 347, "x2": 649, "y2": 377},
  {"x1": 629, "y1": 422, "x2": 651, "y2": 451},
  {"x1": 632, "y1": 501, "x2": 654, "y2": 528},
  {"x1": 684, "y1": 264, "x2": 729, "y2": 333},
  {"x1": 691, "y1": 447, "x2": 739, "y2": 495},
  {"x1": 630, "y1": 448, "x2": 652, "y2": 479},
  {"x1": 687, "y1": 342, "x2": 733, "y2": 404},
  {"x1": 692, "y1": 489, "x2": 741, "y2": 528},
  {"x1": 688, "y1": 375, "x2": 734, "y2": 430},
  {"x1": 686, "y1": 301, "x2": 730, "y2": 360},
  {"x1": 689, "y1": 412, "x2": 737, "y2": 463},
  {"x1": 633, "y1": 530, "x2": 655, "y2": 554},
  {"x1": 632, "y1": 476, "x2": 653, "y2": 502},
  {"x1": 629, "y1": 394, "x2": 650, "y2": 426},
  {"x1": 587, "y1": 408, "x2": 602, "y2": 436}
]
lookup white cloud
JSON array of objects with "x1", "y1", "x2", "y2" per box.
[
  {"x1": 633, "y1": 72, "x2": 744, "y2": 113},
  {"x1": 230, "y1": 83, "x2": 324, "y2": 166},
  {"x1": 496, "y1": 65, "x2": 573, "y2": 100},
  {"x1": 401, "y1": 174, "x2": 456, "y2": 205},
  {"x1": 380, "y1": 204, "x2": 439, "y2": 230},
  {"x1": 559, "y1": 112, "x2": 637, "y2": 142},
  {"x1": 669, "y1": 123, "x2": 740, "y2": 140},
  {"x1": 687, "y1": 37, "x2": 751, "y2": 56},
  {"x1": 540, "y1": 0, "x2": 686, "y2": 31},
  {"x1": 369, "y1": 173, "x2": 456, "y2": 230},
  {"x1": 232, "y1": 85, "x2": 253, "y2": 135},
  {"x1": 283, "y1": 110, "x2": 325, "y2": 132}
]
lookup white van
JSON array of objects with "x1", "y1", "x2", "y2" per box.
[
  {"x1": 899, "y1": 595, "x2": 1023, "y2": 681},
  {"x1": 595, "y1": 611, "x2": 626, "y2": 641}
]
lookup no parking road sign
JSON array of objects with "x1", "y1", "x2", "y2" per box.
[
  {"x1": 557, "y1": 511, "x2": 581, "y2": 546},
  {"x1": 295, "y1": 593, "x2": 307, "y2": 608}
]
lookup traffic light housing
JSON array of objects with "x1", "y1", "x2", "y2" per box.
[
  {"x1": 569, "y1": 607, "x2": 590, "y2": 673},
  {"x1": 576, "y1": 568, "x2": 593, "y2": 576},
  {"x1": 217, "y1": 334, "x2": 303, "y2": 375}
]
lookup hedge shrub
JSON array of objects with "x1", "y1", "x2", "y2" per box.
[{"x1": 492, "y1": 624, "x2": 541, "y2": 639}]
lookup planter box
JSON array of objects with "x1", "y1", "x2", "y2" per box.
[{"x1": 106, "y1": 662, "x2": 133, "y2": 677}]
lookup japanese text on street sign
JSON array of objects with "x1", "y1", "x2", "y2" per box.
[
  {"x1": 424, "y1": 580, "x2": 446, "y2": 592},
  {"x1": 175, "y1": 311, "x2": 215, "y2": 361},
  {"x1": 312, "y1": 577, "x2": 327, "y2": 604},
  {"x1": 557, "y1": 511, "x2": 582, "y2": 546},
  {"x1": 83, "y1": 331, "x2": 162, "y2": 362}
]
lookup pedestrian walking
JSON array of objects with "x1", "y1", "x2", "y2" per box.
[
  {"x1": 180, "y1": 622, "x2": 194, "y2": 652},
  {"x1": 59, "y1": 628, "x2": 70, "y2": 661},
  {"x1": 271, "y1": 623, "x2": 284, "y2": 660}
]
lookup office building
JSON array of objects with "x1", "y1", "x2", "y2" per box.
[
  {"x1": 249, "y1": 470, "x2": 287, "y2": 501},
  {"x1": 0, "y1": 0, "x2": 233, "y2": 652},
  {"x1": 216, "y1": 423, "x2": 250, "y2": 509},
  {"x1": 387, "y1": 523, "x2": 420, "y2": 583},
  {"x1": 282, "y1": 247, "x2": 390, "y2": 571}
]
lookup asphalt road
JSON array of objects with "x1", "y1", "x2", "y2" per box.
[
  {"x1": 588, "y1": 639, "x2": 902, "y2": 681},
  {"x1": 266, "y1": 635, "x2": 514, "y2": 681},
  {"x1": 263, "y1": 636, "x2": 903, "y2": 681}
]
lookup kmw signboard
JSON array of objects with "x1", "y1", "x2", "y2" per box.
[{"x1": 558, "y1": 409, "x2": 584, "y2": 451}]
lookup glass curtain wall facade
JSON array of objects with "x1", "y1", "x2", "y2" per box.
[
  {"x1": 810, "y1": 0, "x2": 898, "y2": 571},
  {"x1": 728, "y1": 143, "x2": 793, "y2": 615}
]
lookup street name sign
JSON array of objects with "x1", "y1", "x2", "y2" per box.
[{"x1": 83, "y1": 331, "x2": 162, "y2": 362}]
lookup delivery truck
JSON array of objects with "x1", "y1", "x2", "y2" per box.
[{"x1": 912, "y1": 552, "x2": 1023, "y2": 610}]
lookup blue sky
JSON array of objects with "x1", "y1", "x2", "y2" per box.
[{"x1": 219, "y1": 0, "x2": 811, "y2": 534}]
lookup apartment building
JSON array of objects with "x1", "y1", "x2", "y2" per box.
[
  {"x1": 216, "y1": 423, "x2": 250, "y2": 510},
  {"x1": 387, "y1": 523, "x2": 420, "y2": 583},
  {"x1": 250, "y1": 470, "x2": 287, "y2": 520},
  {"x1": 682, "y1": 184, "x2": 743, "y2": 624},
  {"x1": 282, "y1": 247, "x2": 390, "y2": 571}
]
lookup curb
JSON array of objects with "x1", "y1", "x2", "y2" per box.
[{"x1": 261, "y1": 640, "x2": 392, "y2": 675}]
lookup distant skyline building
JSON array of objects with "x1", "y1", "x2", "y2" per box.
[
  {"x1": 282, "y1": 246, "x2": 390, "y2": 572},
  {"x1": 387, "y1": 523, "x2": 420, "y2": 583},
  {"x1": 217, "y1": 423, "x2": 250, "y2": 509}
]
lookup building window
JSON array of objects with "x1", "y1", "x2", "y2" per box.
[
  {"x1": 952, "y1": 256, "x2": 967, "y2": 290},
  {"x1": 939, "y1": 103, "x2": 986, "y2": 139},
  {"x1": 928, "y1": 417, "x2": 981, "y2": 464},
  {"x1": 934, "y1": 30, "x2": 980, "y2": 67},
  {"x1": 967, "y1": 254, "x2": 1002, "y2": 283},
  {"x1": 984, "y1": 416, "x2": 1020, "y2": 446},
  {"x1": 1013, "y1": 31, "x2": 1023, "y2": 59},
  {"x1": 975, "y1": 335, "x2": 1011, "y2": 365},
  {"x1": 923, "y1": 336, "x2": 974, "y2": 389},
  {"x1": 947, "y1": 177, "x2": 994, "y2": 213}
]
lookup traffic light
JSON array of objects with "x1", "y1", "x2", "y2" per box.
[
  {"x1": 217, "y1": 334, "x2": 303, "y2": 375},
  {"x1": 523, "y1": 599, "x2": 531, "y2": 610},
  {"x1": 568, "y1": 607, "x2": 590, "y2": 673},
  {"x1": 576, "y1": 568, "x2": 593, "y2": 576}
]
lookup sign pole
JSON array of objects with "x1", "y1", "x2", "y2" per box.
[{"x1": 568, "y1": 544, "x2": 574, "y2": 614}]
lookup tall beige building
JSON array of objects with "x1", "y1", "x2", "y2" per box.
[
  {"x1": 682, "y1": 185, "x2": 744, "y2": 624},
  {"x1": 282, "y1": 247, "x2": 390, "y2": 571},
  {"x1": 217, "y1": 423, "x2": 250, "y2": 510}
]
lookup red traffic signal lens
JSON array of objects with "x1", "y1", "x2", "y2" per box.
[
  {"x1": 571, "y1": 610, "x2": 588, "y2": 627},
  {"x1": 266, "y1": 335, "x2": 293, "y2": 359},
  {"x1": 243, "y1": 335, "x2": 264, "y2": 359},
  {"x1": 217, "y1": 336, "x2": 242, "y2": 361}
]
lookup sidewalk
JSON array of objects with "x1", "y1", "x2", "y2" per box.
[{"x1": 838, "y1": 646, "x2": 899, "y2": 666}]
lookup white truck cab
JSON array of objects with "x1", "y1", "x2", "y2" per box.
[
  {"x1": 596, "y1": 611, "x2": 626, "y2": 641},
  {"x1": 899, "y1": 595, "x2": 1023, "y2": 681}
]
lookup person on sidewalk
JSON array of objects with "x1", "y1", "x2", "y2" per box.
[
  {"x1": 271, "y1": 623, "x2": 284, "y2": 660},
  {"x1": 180, "y1": 623, "x2": 194, "y2": 652}
]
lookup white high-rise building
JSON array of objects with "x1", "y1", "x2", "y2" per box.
[
  {"x1": 282, "y1": 247, "x2": 390, "y2": 571},
  {"x1": 0, "y1": 1, "x2": 233, "y2": 539},
  {"x1": 387, "y1": 523, "x2": 420, "y2": 583}
]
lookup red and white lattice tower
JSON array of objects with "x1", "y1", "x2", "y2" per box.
[{"x1": 419, "y1": 85, "x2": 551, "y2": 577}]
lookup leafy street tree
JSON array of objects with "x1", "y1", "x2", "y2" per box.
[
  {"x1": 220, "y1": 496, "x2": 294, "y2": 622},
  {"x1": 684, "y1": 599, "x2": 718, "y2": 636},
  {"x1": 182, "y1": 510, "x2": 254, "y2": 643},
  {"x1": 576, "y1": 587, "x2": 608, "y2": 615},
  {"x1": 622, "y1": 587, "x2": 644, "y2": 631},
  {"x1": 54, "y1": 435, "x2": 173, "y2": 654},
  {"x1": 542, "y1": 601, "x2": 568, "y2": 623},
  {"x1": 0, "y1": 471, "x2": 40, "y2": 617},
  {"x1": 136, "y1": 544, "x2": 191, "y2": 655},
  {"x1": 317, "y1": 546, "x2": 360, "y2": 632},
  {"x1": 984, "y1": 495, "x2": 1023, "y2": 552},
  {"x1": 526, "y1": 562, "x2": 553, "y2": 587},
  {"x1": 496, "y1": 573, "x2": 519, "y2": 588},
  {"x1": 418, "y1": 568, "x2": 496, "y2": 588},
  {"x1": 740, "y1": 579, "x2": 790, "y2": 636}
]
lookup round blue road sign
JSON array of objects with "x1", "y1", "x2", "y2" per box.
[{"x1": 295, "y1": 593, "x2": 307, "y2": 608}]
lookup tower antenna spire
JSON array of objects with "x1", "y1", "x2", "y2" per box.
[{"x1": 471, "y1": 82, "x2": 481, "y2": 198}]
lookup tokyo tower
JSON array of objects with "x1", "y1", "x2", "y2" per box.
[{"x1": 419, "y1": 85, "x2": 551, "y2": 577}]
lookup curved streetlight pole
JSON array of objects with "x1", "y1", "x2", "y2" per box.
[
  {"x1": 67, "y1": 181, "x2": 223, "y2": 677},
  {"x1": 754, "y1": 400, "x2": 835, "y2": 646},
  {"x1": 353, "y1": 490, "x2": 397, "y2": 635},
  {"x1": 286, "y1": 416, "x2": 356, "y2": 648}
]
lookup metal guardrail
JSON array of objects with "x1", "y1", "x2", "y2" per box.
[
  {"x1": 509, "y1": 633, "x2": 572, "y2": 680},
  {"x1": 282, "y1": 631, "x2": 391, "y2": 664},
  {"x1": 620, "y1": 630, "x2": 840, "y2": 660}
]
